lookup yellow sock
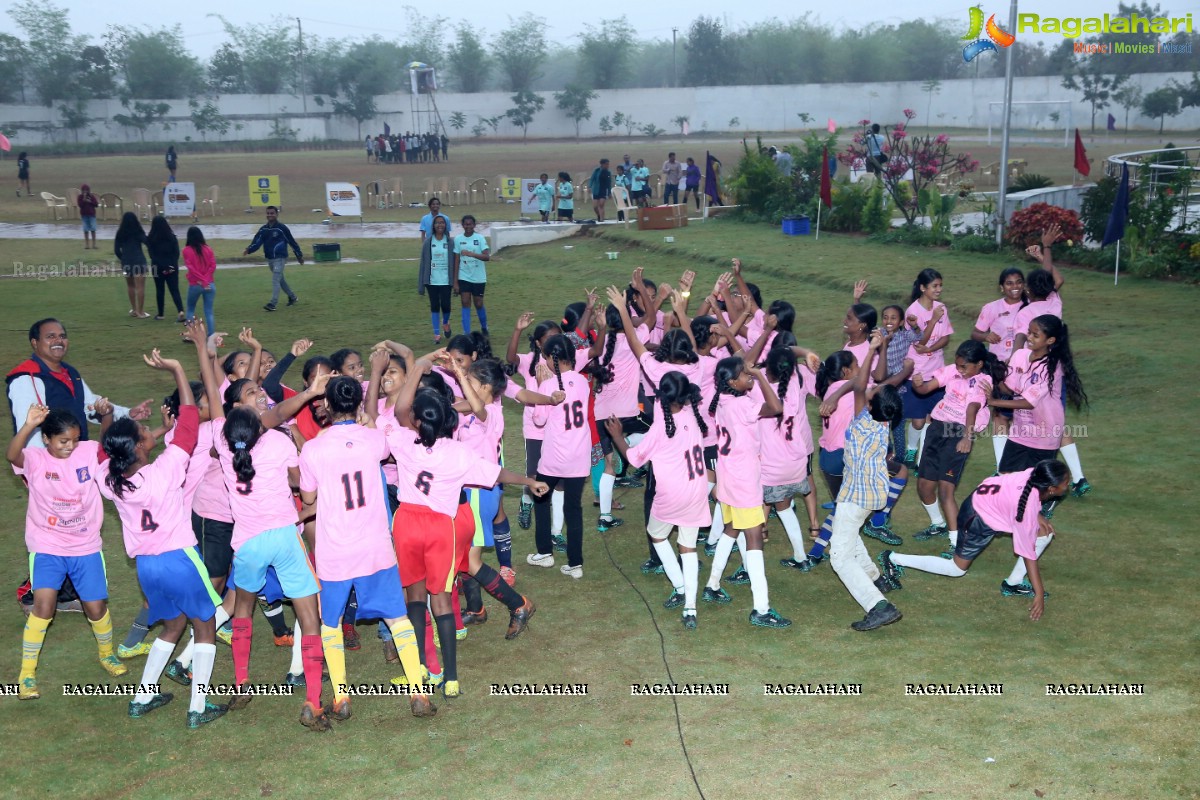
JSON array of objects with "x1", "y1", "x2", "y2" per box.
[
  {"x1": 88, "y1": 610, "x2": 115, "y2": 659},
  {"x1": 388, "y1": 618, "x2": 426, "y2": 694},
  {"x1": 20, "y1": 615, "x2": 50, "y2": 681},
  {"x1": 321, "y1": 625, "x2": 348, "y2": 701}
]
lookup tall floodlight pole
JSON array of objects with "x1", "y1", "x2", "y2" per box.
[
  {"x1": 994, "y1": 0, "x2": 1018, "y2": 246},
  {"x1": 672, "y1": 28, "x2": 678, "y2": 88}
]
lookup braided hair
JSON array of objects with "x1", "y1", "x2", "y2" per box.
[
  {"x1": 691, "y1": 315, "x2": 718, "y2": 351},
  {"x1": 708, "y1": 356, "x2": 746, "y2": 417},
  {"x1": 223, "y1": 407, "x2": 263, "y2": 484},
  {"x1": 657, "y1": 370, "x2": 708, "y2": 439},
  {"x1": 593, "y1": 305, "x2": 623, "y2": 388},
  {"x1": 764, "y1": 346, "x2": 797, "y2": 428},
  {"x1": 524, "y1": 321, "x2": 562, "y2": 377},
  {"x1": 540, "y1": 334, "x2": 576, "y2": 392},
  {"x1": 101, "y1": 418, "x2": 141, "y2": 498},
  {"x1": 1015, "y1": 460, "x2": 1069, "y2": 523},
  {"x1": 412, "y1": 390, "x2": 458, "y2": 448},
  {"x1": 1031, "y1": 315, "x2": 1088, "y2": 410},
  {"x1": 653, "y1": 328, "x2": 698, "y2": 365},
  {"x1": 816, "y1": 350, "x2": 855, "y2": 398}
]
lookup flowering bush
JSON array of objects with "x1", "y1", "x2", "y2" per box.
[{"x1": 1005, "y1": 203, "x2": 1084, "y2": 250}]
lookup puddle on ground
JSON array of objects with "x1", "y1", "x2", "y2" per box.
[{"x1": 0, "y1": 221, "x2": 497, "y2": 240}]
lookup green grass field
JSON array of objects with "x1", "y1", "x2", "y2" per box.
[{"x1": 0, "y1": 203, "x2": 1197, "y2": 799}]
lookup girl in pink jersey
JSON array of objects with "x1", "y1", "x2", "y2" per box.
[
  {"x1": 9, "y1": 400, "x2": 122, "y2": 700},
  {"x1": 100, "y1": 336, "x2": 230, "y2": 728},
  {"x1": 527, "y1": 335, "x2": 594, "y2": 578},
  {"x1": 843, "y1": 284, "x2": 881, "y2": 378},
  {"x1": 880, "y1": 460, "x2": 1069, "y2": 621},
  {"x1": 909, "y1": 341, "x2": 1006, "y2": 550},
  {"x1": 505, "y1": 315, "x2": 563, "y2": 533},
  {"x1": 590, "y1": 304, "x2": 647, "y2": 532},
  {"x1": 972, "y1": 267, "x2": 1027, "y2": 469},
  {"x1": 297, "y1": 376, "x2": 435, "y2": 720},
  {"x1": 903, "y1": 269, "x2": 953, "y2": 466},
  {"x1": 386, "y1": 358, "x2": 548, "y2": 698},
  {"x1": 702, "y1": 355, "x2": 787, "y2": 628},
  {"x1": 798, "y1": 350, "x2": 857, "y2": 570},
  {"x1": 606, "y1": 372, "x2": 710, "y2": 628}
]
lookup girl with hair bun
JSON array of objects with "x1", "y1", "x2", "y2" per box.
[{"x1": 880, "y1": 459, "x2": 1069, "y2": 622}]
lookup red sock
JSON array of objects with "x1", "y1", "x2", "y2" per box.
[
  {"x1": 424, "y1": 610, "x2": 441, "y2": 675},
  {"x1": 300, "y1": 635, "x2": 323, "y2": 708},
  {"x1": 451, "y1": 578, "x2": 464, "y2": 630},
  {"x1": 232, "y1": 618, "x2": 253, "y2": 685}
]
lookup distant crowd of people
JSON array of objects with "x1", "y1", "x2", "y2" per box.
[{"x1": 368, "y1": 132, "x2": 449, "y2": 164}]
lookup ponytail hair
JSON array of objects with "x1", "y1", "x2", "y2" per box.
[
  {"x1": 767, "y1": 300, "x2": 796, "y2": 333},
  {"x1": 412, "y1": 389, "x2": 458, "y2": 448},
  {"x1": 868, "y1": 384, "x2": 904, "y2": 430},
  {"x1": 910, "y1": 268, "x2": 943, "y2": 303},
  {"x1": 448, "y1": 331, "x2": 492, "y2": 362},
  {"x1": 594, "y1": 306, "x2": 623, "y2": 387},
  {"x1": 540, "y1": 334, "x2": 575, "y2": 392},
  {"x1": 562, "y1": 302, "x2": 586, "y2": 333},
  {"x1": 325, "y1": 375, "x2": 363, "y2": 417},
  {"x1": 525, "y1": 321, "x2": 561, "y2": 377},
  {"x1": 417, "y1": 371, "x2": 455, "y2": 404},
  {"x1": 691, "y1": 315, "x2": 718, "y2": 350},
  {"x1": 223, "y1": 407, "x2": 263, "y2": 484},
  {"x1": 1016, "y1": 460, "x2": 1069, "y2": 522},
  {"x1": 468, "y1": 358, "x2": 508, "y2": 397},
  {"x1": 708, "y1": 356, "x2": 745, "y2": 417},
  {"x1": 1032, "y1": 315, "x2": 1088, "y2": 410},
  {"x1": 816, "y1": 350, "x2": 855, "y2": 398},
  {"x1": 850, "y1": 302, "x2": 878, "y2": 332},
  {"x1": 657, "y1": 370, "x2": 707, "y2": 438},
  {"x1": 653, "y1": 328, "x2": 698, "y2": 365},
  {"x1": 955, "y1": 340, "x2": 1006, "y2": 398},
  {"x1": 1025, "y1": 268, "x2": 1055, "y2": 302},
  {"x1": 101, "y1": 418, "x2": 141, "y2": 498},
  {"x1": 764, "y1": 346, "x2": 797, "y2": 428}
]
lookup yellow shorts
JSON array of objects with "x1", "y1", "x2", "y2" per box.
[{"x1": 721, "y1": 503, "x2": 766, "y2": 531}]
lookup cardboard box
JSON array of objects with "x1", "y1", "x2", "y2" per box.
[{"x1": 637, "y1": 205, "x2": 688, "y2": 230}]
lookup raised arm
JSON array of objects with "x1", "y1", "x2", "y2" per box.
[
  {"x1": 507, "y1": 312, "x2": 535, "y2": 366},
  {"x1": 263, "y1": 338, "x2": 311, "y2": 402},
  {"x1": 364, "y1": 347, "x2": 389, "y2": 425},
  {"x1": 743, "y1": 314, "x2": 778, "y2": 366},
  {"x1": 749, "y1": 363, "x2": 783, "y2": 419},
  {"x1": 259, "y1": 372, "x2": 329, "y2": 430},
  {"x1": 394, "y1": 356, "x2": 433, "y2": 429},
  {"x1": 852, "y1": 332, "x2": 885, "y2": 416},
  {"x1": 450, "y1": 359, "x2": 488, "y2": 421},
  {"x1": 605, "y1": 285, "x2": 649, "y2": 361},
  {"x1": 239, "y1": 327, "x2": 264, "y2": 387},
  {"x1": 7, "y1": 405, "x2": 49, "y2": 468}
]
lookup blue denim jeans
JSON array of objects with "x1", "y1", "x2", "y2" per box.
[{"x1": 186, "y1": 284, "x2": 215, "y2": 334}]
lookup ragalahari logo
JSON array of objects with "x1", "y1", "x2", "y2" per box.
[{"x1": 962, "y1": 5, "x2": 1016, "y2": 62}]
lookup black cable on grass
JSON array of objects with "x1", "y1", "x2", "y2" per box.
[{"x1": 598, "y1": 530, "x2": 707, "y2": 800}]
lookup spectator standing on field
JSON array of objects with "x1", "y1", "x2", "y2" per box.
[
  {"x1": 683, "y1": 157, "x2": 702, "y2": 209},
  {"x1": 165, "y1": 146, "x2": 178, "y2": 182},
  {"x1": 589, "y1": 158, "x2": 612, "y2": 222},
  {"x1": 17, "y1": 151, "x2": 30, "y2": 197},
  {"x1": 77, "y1": 184, "x2": 99, "y2": 250},
  {"x1": 242, "y1": 205, "x2": 302, "y2": 312},
  {"x1": 146, "y1": 215, "x2": 185, "y2": 322},
  {"x1": 661, "y1": 153, "x2": 682, "y2": 205},
  {"x1": 114, "y1": 212, "x2": 152, "y2": 319}
]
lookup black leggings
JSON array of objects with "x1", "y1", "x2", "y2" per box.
[
  {"x1": 153, "y1": 267, "x2": 183, "y2": 316},
  {"x1": 426, "y1": 283, "x2": 451, "y2": 314},
  {"x1": 533, "y1": 474, "x2": 585, "y2": 567}
]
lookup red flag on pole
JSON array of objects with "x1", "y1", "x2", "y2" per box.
[
  {"x1": 1073, "y1": 129, "x2": 1090, "y2": 177},
  {"x1": 820, "y1": 147, "x2": 832, "y2": 209}
]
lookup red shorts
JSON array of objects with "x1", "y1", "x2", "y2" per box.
[
  {"x1": 392, "y1": 502, "x2": 472, "y2": 594},
  {"x1": 454, "y1": 501, "x2": 476, "y2": 575}
]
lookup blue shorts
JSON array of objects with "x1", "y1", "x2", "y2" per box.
[
  {"x1": 137, "y1": 547, "x2": 222, "y2": 624},
  {"x1": 226, "y1": 563, "x2": 285, "y2": 603},
  {"x1": 81, "y1": 216, "x2": 97, "y2": 233},
  {"x1": 903, "y1": 380, "x2": 945, "y2": 420},
  {"x1": 29, "y1": 552, "x2": 108, "y2": 602},
  {"x1": 467, "y1": 485, "x2": 502, "y2": 547},
  {"x1": 319, "y1": 566, "x2": 406, "y2": 627},
  {"x1": 232, "y1": 526, "x2": 319, "y2": 599},
  {"x1": 818, "y1": 447, "x2": 846, "y2": 479}
]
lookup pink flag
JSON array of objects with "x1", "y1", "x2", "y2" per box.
[
  {"x1": 827, "y1": 118, "x2": 836, "y2": 133},
  {"x1": 0, "y1": 133, "x2": 10, "y2": 152}
]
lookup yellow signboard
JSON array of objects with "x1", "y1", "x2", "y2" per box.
[
  {"x1": 248, "y1": 175, "x2": 281, "y2": 207},
  {"x1": 500, "y1": 178, "x2": 521, "y2": 199}
]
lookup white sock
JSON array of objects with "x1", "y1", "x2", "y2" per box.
[
  {"x1": 777, "y1": 503, "x2": 805, "y2": 561},
  {"x1": 599, "y1": 473, "x2": 616, "y2": 518},
  {"x1": 177, "y1": 628, "x2": 196, "y2": 669},
  {"x1": 1060, "y1": 443, "x2": 1084, "y2": 483},
  {"x1": 736, "y1": 531, "x2": 748, "y2": 566},
  {"x1": 916, "y1": 426, "x2": 928, "y2": 463},
  {"x1": 906, "y1": 422, "x2": 920, "y2": 451},
  {"x1": 134, "y1": 638, "x2": 177, "y2": 704},
  {"x1": 680, "y1": 551, "x2": 699, "y2": 614},
  {"x1": 652, "y1": 538, "x2": 684, "y2": 592},
  {"x1": 890, "y1": 552, "x2": 966, "y2": 577},
  {"x1": 552, "y1": 490, "x2": 565, "y2": 535},
  {"x1": 948, "y1": 530, "x2": 958, "y2": 548},
  {"x1": 923, "y1": 502, "x2": 945, "y2": 526},
  {"x1": 992, "y1": 434, "x2": 1007, "y2": 469},
  {"x1": 626, "y1": 432, "x2": 644, "y2": 447},
  {"x1": 190, "y1": 642, "x2": 217, "y2": 714},
  {"x1": 707, "y1": 499, "x2": 723, "y2": 545},
  {"x1": 706, "y1": 535, "x2": 736, "y2": 590},
  {"x1": 214, "y1": 604, "x2": 231, "y2": 630},
  {"x1": 743, "y1": 549, "x2": 769, "y2": 614},
  {"x1": 289, "y1": 619, "x2": 303, "y2": 675},
  {"x1": 1006, "y1": 534, "x2": 1053, "y2": 584}
]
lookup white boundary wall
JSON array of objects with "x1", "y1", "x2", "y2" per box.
[{"x1": 1, "y1": 73, "x2": 1197, "y2": 145}]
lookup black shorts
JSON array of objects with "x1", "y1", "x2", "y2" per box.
[
  {"x1": 998, "y1": 440, "x2": 1057, "y2": 474},
  {"x1": 597, "y1": 415, "x2": 640, "y2": 456},
  {"x1": 458, "y1": 280, "x2": 485, "y2": 297},
  {"x1": 704, "y1": 444, "x2": 719, "y2": 472},
  {"x1": 557, "y1": 209, "x2": 574, "y2": 220},
  {"x1": 953, "y1": 495, "x2": 998, "y2": 562},
  {"x1": 123, "y1": 264, "x2": 148, "y2": 278},
  {"x1": 918, "y1": 419, "x2": 972, "y2": 486},
  {"x1": 192, "y1": 512, "x2": 234, "y2": 578}
]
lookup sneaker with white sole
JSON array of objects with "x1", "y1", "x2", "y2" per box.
[
  {"x1": 526, "y1": 553, "x2": 555, "y2": 568},
  {"x1": 559, "y1": 564, "x2": 583, "y2": 579}
]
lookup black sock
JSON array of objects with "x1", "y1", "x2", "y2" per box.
[
  {"x1": 434, "y1": 613, "x2": 457, "y2": 681},
  {"x1": 122, "y1": 607, "x2": 151, "y2": 649},
  {"x1": 474, "y1": 564, "x2": 523, "y2": 613},
  {"x1": 408, "y1": 601, "x2": 428, "y2": 667},
  {"x1": 462, "y1": 575, "x2": 484, "y2": 613},
  {"x1": 343, "y1": 589, "x2": 358, "y2": 625},
  {"x1": 261, "y1": 600, "x2": 289, "y2": 637}
]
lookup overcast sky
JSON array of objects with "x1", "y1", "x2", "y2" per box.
[{"x1": 1, "y1": 1, "x2": 1189, "y2": 56}]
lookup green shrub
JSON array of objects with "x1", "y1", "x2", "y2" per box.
[
  {"x1": 1009, "y1": 173, "x2": 1054, "y2": 193},
  {"x1": 861, "y1": 181, "x2": 889, "y2": 235},
  {"x1": 1079, "y1": 177, "x2": 1118, "y2": 244},
  {"x1": 950, "y1": 234, "x2": 999, "y2": 253},
  {"x1": 822, "y1": 180, "x2": 869, "y2": 233}
]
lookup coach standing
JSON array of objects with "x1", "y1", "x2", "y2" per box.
[{"x1": 243, "y1": 205, "x2": 303, "y2": 312}]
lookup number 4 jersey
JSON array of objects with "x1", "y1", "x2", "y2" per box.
[
  {"x1": 623, "y1": 409, "x2": 711, "y2": 528},
  {"x1": 298, "y1": 422, "x2": 396, "y2": 582}
]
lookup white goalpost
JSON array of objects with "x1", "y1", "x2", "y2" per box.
[{"x1": 987, "y1": 100, "x2": 1073, "y2": 147}]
